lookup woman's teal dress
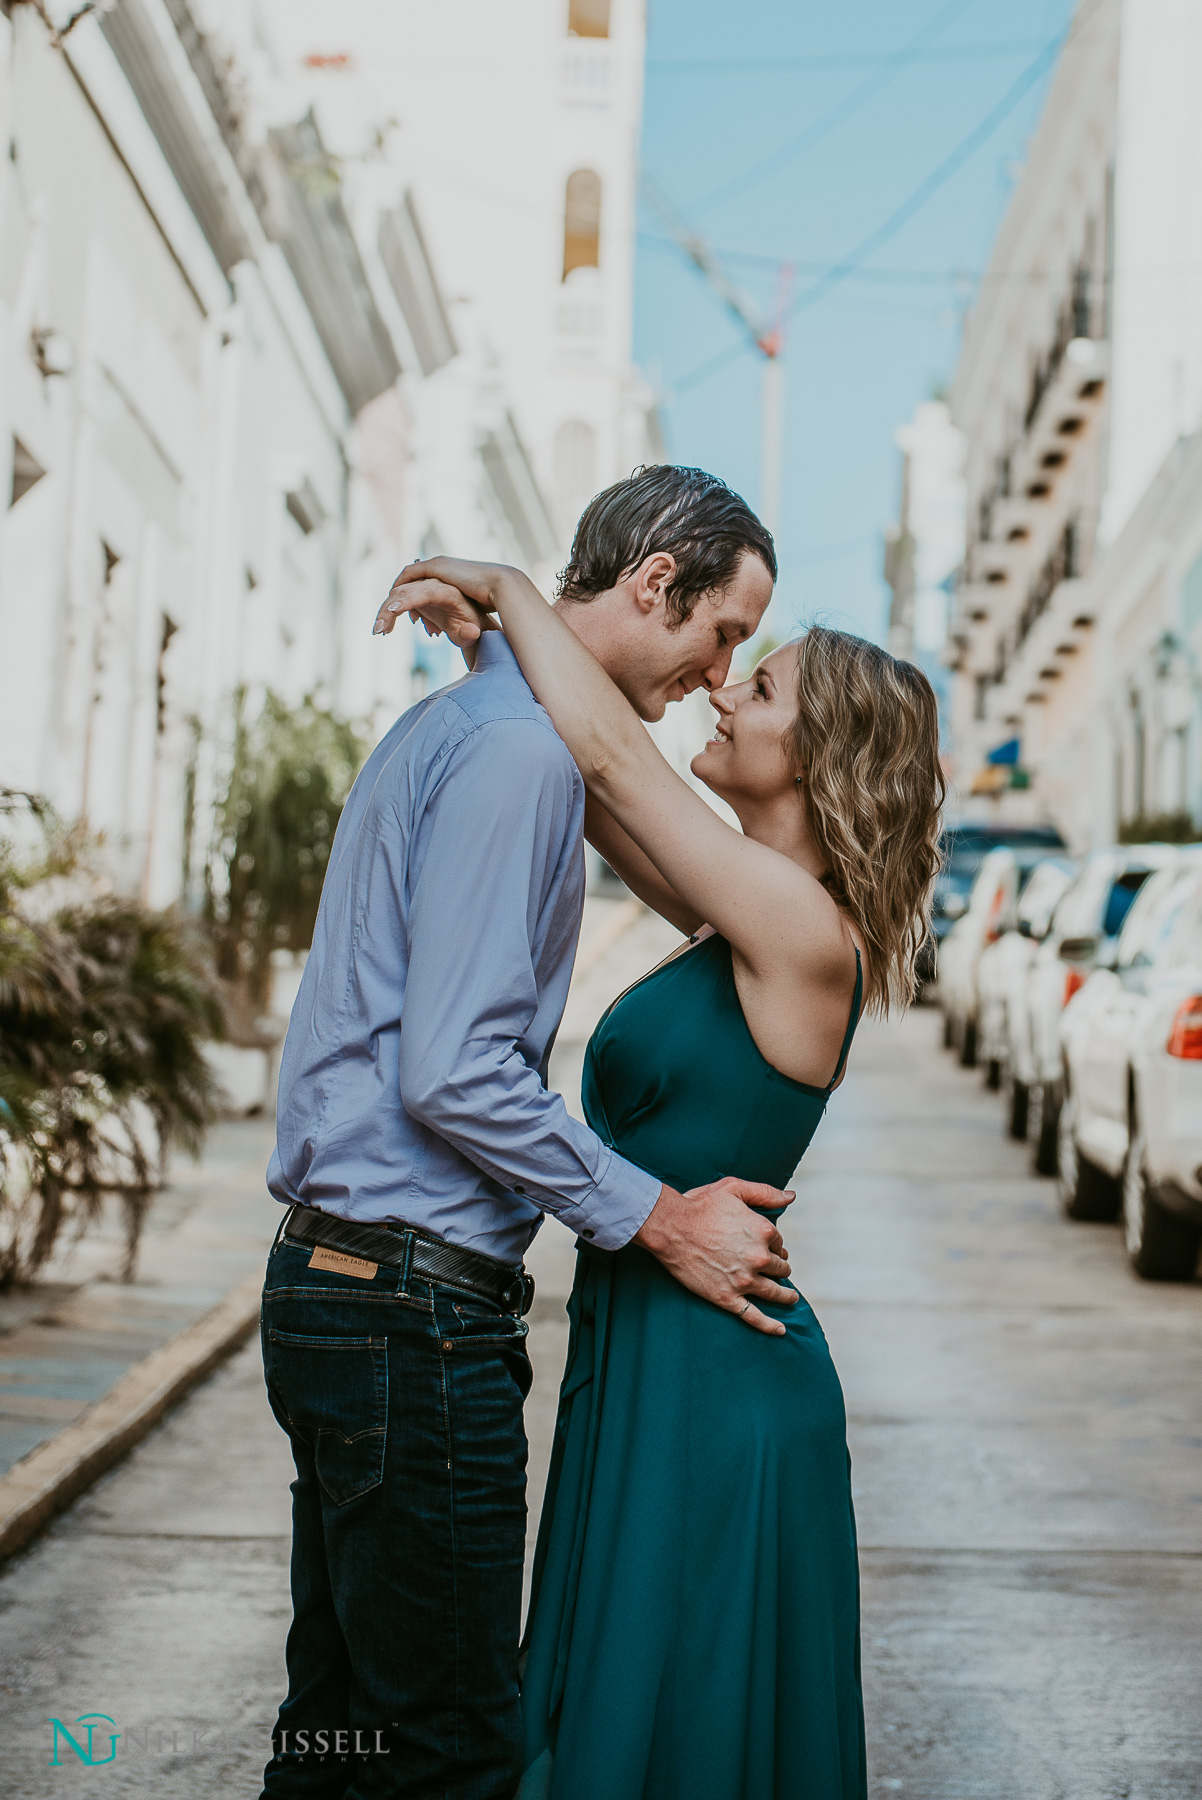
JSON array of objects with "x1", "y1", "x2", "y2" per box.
[{"x1": 517, "y1": 931, "x2": 866, "y2": 1800}]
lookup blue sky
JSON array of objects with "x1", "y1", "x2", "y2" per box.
[{"x1": 634, "y1": 0, "x2": 1077, "y2": 645}]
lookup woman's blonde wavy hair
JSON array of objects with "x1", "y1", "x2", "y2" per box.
[{"x1": 787, "y1": 626, "x2": 945, "y2": 1015}]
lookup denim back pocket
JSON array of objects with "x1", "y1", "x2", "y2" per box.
[{"x1": 265, "y1": 1329, "x2": 388, "y2": 1505}]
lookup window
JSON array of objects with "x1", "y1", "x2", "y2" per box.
[
  {"x1": 563, "y1": 170, "x2": 602, "y2": 279},
  {"x1": 568, "y1": 0, "x2": 610, "y2": 37}
]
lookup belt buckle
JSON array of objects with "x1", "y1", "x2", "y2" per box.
[{"x1": 504, "y1": 1271, "x2": 535, "y2": 1317}]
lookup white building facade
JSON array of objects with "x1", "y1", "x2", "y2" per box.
[
  {"x1": 946, "y1": 0, "x2": 1202, "y2": 845},
  {"x1": 0, "y1": 0, "x2": 657, "y2": 909},
  {"x1": 230, "y1": 0, "x2": 660, "y2": 583}
]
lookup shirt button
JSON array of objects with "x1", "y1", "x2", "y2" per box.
[
  {"x1": 581, "y1": 1229, "x2": 595, "y2": 1239},
  {"x1": 513, "y1": 1184, "x2": 525, "y2": 1195}
]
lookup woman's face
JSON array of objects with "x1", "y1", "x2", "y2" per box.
[{"x1": 690, "y1": 642, "x2": 801, "y2": 804}]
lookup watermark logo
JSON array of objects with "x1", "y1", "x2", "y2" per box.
[
  {"x1": 45, "y1": 1713, "x2": 393, "y2": 1767},
  {"x1": 48, "y1": 1715, "x2": 121, "y2": 1767}
]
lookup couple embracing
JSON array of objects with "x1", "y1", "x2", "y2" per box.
[{"x1": 259, "y1": 465, "x2": 943, "y2": 1800}]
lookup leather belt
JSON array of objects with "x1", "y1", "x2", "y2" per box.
[{"x1": 282, "y1": 1205, "x2": 535, "y2": 1317}]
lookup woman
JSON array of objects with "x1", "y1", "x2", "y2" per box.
[{"x1": 387, "y1": 557, "x2": 944, "y2": 1800}]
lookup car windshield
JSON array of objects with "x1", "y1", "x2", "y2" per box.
[
  {"x1": 942, "y1": 827, "x2": 1066, "y2": 886},
  {"x1": 1102, "y1": 870, "x2": 1150, "y2": 939},
  {"x1": 1116, "y1": 865, "x2": 1198, "y2": 969},
  {"x1": 1052, "y1": 862, "x2": 1113, "y2": 939}
]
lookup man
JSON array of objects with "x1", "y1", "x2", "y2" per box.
[{"x1": 261, "y1": 465, "x2": 789, "y2": 1800}]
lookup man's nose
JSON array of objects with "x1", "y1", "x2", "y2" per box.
[{"x1": 700, "y1": 648, "x2": 734, "y2": 691}]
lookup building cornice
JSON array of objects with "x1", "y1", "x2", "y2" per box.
[
  {"x1": 99, "y1": 0, "x2": 265, "y2": 275},
  {"x1": 62, "y1": 12, "x2": 230, "y2": 315},
  {"x1": 265, "y1": 112, "x2": 402, "y2": 419}
]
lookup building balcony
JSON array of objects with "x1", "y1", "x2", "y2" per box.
[
  {"x1": 992, "y1": 494, "x2": 1037, "y2": 548},
  {"x1": 972, "y1": 519, "x2": 1029, "y2": 589},
  {"x1": 1011, "y1": 338, "x2": 1109, "y2": 502},
  {"x1": 953, "y1": 578, "x2": 1002, "y2": 629},
  {"x1": 983, "y1": 577, "x2": 1093, "y2": 726}
]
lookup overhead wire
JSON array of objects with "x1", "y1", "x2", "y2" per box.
[
  {"x1": 784, "y1": 0, "x2": 1106, "y2": 325},
  {"x1": 694, "y1": 0, "x2": 979, "y2": 213},
  {"x1": 647, "y1": 40, "x2": 1053, "y2": 76},
  {"x1": 662, "y1": 0, "x2": 1107, "y2": 399}
]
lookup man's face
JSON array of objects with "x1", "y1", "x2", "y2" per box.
[{"x1": 615, "y1": 550, "x2": 775, "y2": 721}]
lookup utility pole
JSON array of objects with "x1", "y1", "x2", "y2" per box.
[{"x1": 641, "y1": 175, "x2": 793, "y2": 535}]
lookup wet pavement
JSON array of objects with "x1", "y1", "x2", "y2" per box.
[
  {"x1": 805, "y1": 1003, "x2": 1202, "y2": 1798},
  {"x1": 0, "y1": 1118, "x2": 279, "y2": 1477},
  {"x1": 0, "y1": 910, "x2": 1199, "y2": 1797}
]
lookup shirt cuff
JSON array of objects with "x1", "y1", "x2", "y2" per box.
[{"x1": 559, "y1": 1147, "x2": 662, "y2": 1252}]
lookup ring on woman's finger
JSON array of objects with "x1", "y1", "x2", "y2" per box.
[{"x1": 739, "y1": 1297, "x2": 751, "y2": 1316}]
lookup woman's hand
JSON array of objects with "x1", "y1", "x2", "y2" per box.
[
  {"x1": 373, "y1": 567, "x2": 492, "y2": 648},
  {"x1": 373, "y1": 556, "x2": 534, "y2": 646}
]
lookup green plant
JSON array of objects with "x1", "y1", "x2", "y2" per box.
[
  {"x1": 1117, "y1": 811, "x2": 1202, "y2": 845},
  {"x1": 0, "y1": 793, "x2": 225, "y2": 1287},
  {"x1": 205, "y1": 691, "x2": 367, "y2": 1021}
]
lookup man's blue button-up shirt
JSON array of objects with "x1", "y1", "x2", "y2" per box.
[{"x1": 267, "y1": 632, "x2": 661, "y2": 1267}]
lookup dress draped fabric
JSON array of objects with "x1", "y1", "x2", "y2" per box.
[{"x1": 518, "y1": 933, "x2": 867, "y2": 1800}]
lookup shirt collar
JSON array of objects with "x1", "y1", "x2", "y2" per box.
[{"x1": 472, "y1": 630, "x2": 521, "y2": 674}]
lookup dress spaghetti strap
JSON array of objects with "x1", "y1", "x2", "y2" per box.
[{"x1": 828, "y1": 946, "x2": 863, "y2": 1089}]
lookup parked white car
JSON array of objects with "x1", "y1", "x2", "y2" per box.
[
  {"x1": 939, "y1": 845, "x2": 1068, "y2": 1068},
  {"x1": 977, "y1": 857, "x2": 1077, "y2": 1114},
  {"x1": 1021, "y1": 847, "x2": 1178, "y2": 1172},
  {"x1": 920, "y1": 821, "x2": 1067, "y2": 990},
  {"x1": 1058, "y1": 850, "x2": 1202, "y2": 1279}
]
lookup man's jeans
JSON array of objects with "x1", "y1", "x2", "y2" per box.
[{"x1": 259, "y1": 1227, "x2": 533, "y2": 1800}]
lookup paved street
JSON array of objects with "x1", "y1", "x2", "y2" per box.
[
  {"x1": 0, "y1": 1118, "x2": 279, "y2": 1480},
  {"x1": 1, "y1": 909, "x2": 1200, "y2": 1797}
]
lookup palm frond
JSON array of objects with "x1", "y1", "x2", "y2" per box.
[{"x1": 0, "y1": 810, "x2": 226, "y2": 1287}]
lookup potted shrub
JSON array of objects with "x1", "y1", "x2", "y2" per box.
[{"x1": 0, "y1": 793, "x2": 225, "y2": 1286}]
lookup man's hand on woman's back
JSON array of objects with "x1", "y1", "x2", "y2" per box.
[{"x1": 634, "y1": 1177, "x2": 798, "y2": 1337}]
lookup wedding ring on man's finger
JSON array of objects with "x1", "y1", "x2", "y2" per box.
[{"x1": 739, "y1": 1297, "x2": 751, "y2": 1316}]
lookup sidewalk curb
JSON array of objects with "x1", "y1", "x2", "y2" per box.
[{"x1": 0, "y1": 1270, "x2": 263, "y2": 1564}]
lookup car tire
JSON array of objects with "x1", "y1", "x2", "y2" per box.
[
  {"x1": 1004, "y1": 1066, "x2": 1029, "y2": 1140},
  {"x1": 1057, "y1": 1087, "x2": 1121, "y2": 1222},
  {"x1": 1029, "y1": 1080, "x2": 1060, "y2": 1176},
  {"x1": 1122, "y1": 1117, "x2": 1202, "y2": 1281},
  {"x1": 959, "y1": 1018, "x2": 977, "y2": 1068}
]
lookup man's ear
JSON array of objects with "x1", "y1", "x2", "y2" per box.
[{"x1": 631, "y1": 552, "x2": 676, "y2": 615}]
